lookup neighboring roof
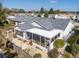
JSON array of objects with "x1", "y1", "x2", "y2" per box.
[
  {"x1": 7, "y1": 16, "x2": 15, "y2": 19},
  {"x1": 26, "y1": 28, "x2": 61, "y2": 38},
  {"x1": 8, "y1": 16, "x2": 70, "y2": 31}
]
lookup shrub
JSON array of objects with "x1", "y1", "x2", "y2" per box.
[
  {"x1": 37, "y1": 14, "x2": 41, "y2": 17},
  {"x1": 48, "y1": 48, "x2": 59, "y2": 58},
  {"x1": 76, "y1": 39, "x2": 79, "y2": 45},
  {"x1": 54, "y1": 39, "x2": 65, "y2": 48},
  {"x1": 65, "y1": 45, "x2": 72, "y2": 53},
  {"x1": 64, "y1": 51, "x2": 73, "y2": 58},
  {"x1": 67, "y1": 31, "x2": 79, "y2": 45},
  {"x1": 71, "y1": 44, "x2": 79, "y2": 54},
  {"x1": 33, "y1": 53, "x2": 41, "y2": 58}
]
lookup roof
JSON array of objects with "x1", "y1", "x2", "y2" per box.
[
  {"x1": 26, "y1": 28, "x2": 61, "y2": 38},
  {"x1": 8, "y1": 16, "x2": 70, "y2": 31}
]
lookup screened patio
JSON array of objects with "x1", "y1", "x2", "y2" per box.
[{"x1": 26, "y1": 28, "x2": 61, "y2": 48}]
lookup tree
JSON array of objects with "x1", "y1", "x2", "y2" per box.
[
  {"x1": 0, "y1": 2, "x2": 7, "y2": 26},
  {"x1": 54, "y1": 39, "x2": 65, "y2": 48},
  {"x1": 33, "y1": 53, "x2": 41, "y2": 58},
  {"x1": 3, "y1": 8, "x2": 12, "y2": 15},
  {"x1": 44, "y1": 11, "x2": 48, "y2": 17},
  {"x1": 18, "y1": 9, "x2": 25, "y2": 13},
  {"x1": 64, "y1": 51, "x2": 73, "y2": 58},
  {"x1": 0, "y1": 2, "x2": 2, "y2": 11},
  {"x1": 65, "y1": 46, "x2": 72, "y2": 53},
  {"x1": 40, "y1": 8, "x2": 44, "y2": 14},
  {"x1": 48, "y1": 48, "x2": 59, "y2": 58},
  {"x1": 54, "y1": 10, "x2": 60, "y2": 14},
  {"x1": 49, "y1": 8, "x2": 54, "y2": 14},
  {"x1": 77, "y1": 11, "x2": 79, "y2": 14},
  {"x1": 71, "y1": 44, "x2": 79, "y2": 55},
  {"x1": 37, "y1": 14, "x2": 41, "y2": 17}
]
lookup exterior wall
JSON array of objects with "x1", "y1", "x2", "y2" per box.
[
  {"x1": 55, "y1": 14, "x2": 69, "y2": 19},
  {"x1": 14, "y1": 27, "x2": 26, "y2": 40},
  {"x1": 62, "y1": 21, "x2": 74, "y2": 40},
  {"x1": 49, "y1": 40, "x2": 55, "y2": 51},
  {"x1": 15, "y1": 22, "x2": 19, "y2": 26},
  {"x1": 48, "y1": 30, "x2": 63, "y2": 51},
  {"x1": 49, "y1": 22, "x2": 74, "y2": 50}
]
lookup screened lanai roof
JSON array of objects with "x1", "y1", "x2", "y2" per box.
[{"x1": 26, "y1": 28, "x2": 61, "y2": 39}]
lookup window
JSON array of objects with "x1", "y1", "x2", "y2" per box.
[
  {"x1": 51, "y1": 33, "x2": 60, "y2": 43},
  {"x1": 27, "y1": 32, "x2": 32, "y2": 39},
  {"x1": 57, "y1": 33, "x2": 60, "y2": 37},
  {"x1": 41, "y1": 36, "x2": 45, "y2": 47},
  {"x1": 16, "y1": 30, "x2": 23, "y2": 37},
  {"x1": 45, "y1": 38, "x2": 50, "y2": 48},
  {"x1": 51, "y1": 38, "x2": 54, "y2": 43},
  {"x1": 33, "y1": 33, "x2": 40, "y2": 45}
]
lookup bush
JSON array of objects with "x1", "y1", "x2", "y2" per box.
[
  {"x1": 71, "y1": 44, "x2": 79, "y2": 54},
  {"x1": 48, "y1": 48, "x2": 59, "y2": 58},
  {"x1": 67, "y1": 30, "x2": 79, "y2": 45},
  {"x1": 76, "y1": 39, "x2": 79, "y2": 45},
  {"x1": 54, "y1": 39, "x2": 65, "y2": 48},
  {"x1": 33, "y1": 53, "x2": 41, "y2": 58},
  {"x1": 64, "y1": 51, "x2": 73, "y2": 58},
  {"x1": 65, "y1": 46, "x2": 72, "y2": 53},
  {"x1": 37, "y1": 14, "x2": 41, "y2": 17}
]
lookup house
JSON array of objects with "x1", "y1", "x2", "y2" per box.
[
  {"x1": 54, "y1": 14, "x2": 69, "y2": 19},
  {"x1": 7, "y1": 16, "x2": 74, "y2": 51},
  {"x1": 48, "y1": 14, "x2": 55, "y2": 18}
]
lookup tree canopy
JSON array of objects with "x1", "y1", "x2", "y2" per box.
[
  {"x1": 54, "y1": 39, "x2": 65, "y2": 48},
  {"x1": 77, "y1": 11, "x2": 79, "y2": 14},
  {"x1": 18, "y1": 9, "x2": 26, "y2": 13},
  {"x1": 44, "y1": 11, "x2": 48, "y2": 17},
  {"x1": 72, "y1": 44, "x2": 79, "y2": 54},
  {"x1": 40, "y1": 8, "x2": 45, "y2": 13},
  {"x1": 48, "y1": 8, "x2": 54, "y2": 14},
  {"x1": 48, "y1": 48, "x2": 59, "y2": 58},
  {"x1": 0, "y1": 2, "x2": 7, "y2": 26}
]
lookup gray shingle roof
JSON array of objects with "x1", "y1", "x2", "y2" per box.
[
  {"x1": 50, "y1": 18, "x2": 70, "y2": 30},
  {"x1": 10, "y1": 16, "x2": 70, "y2": 31}
]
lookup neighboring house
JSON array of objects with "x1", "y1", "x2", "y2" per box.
[
  {"x1": 14, "y1": 13, "x2": 26, "y2": 16},
  {"x1": 48, "y1": 14, "x2": 55, "y2": 18},
  {"x1": 55, "y1": 14, "x2": 69, "y2": 19},
  {"x1": 7, "y1": 16, "x2": 74, "y2": 51}
]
